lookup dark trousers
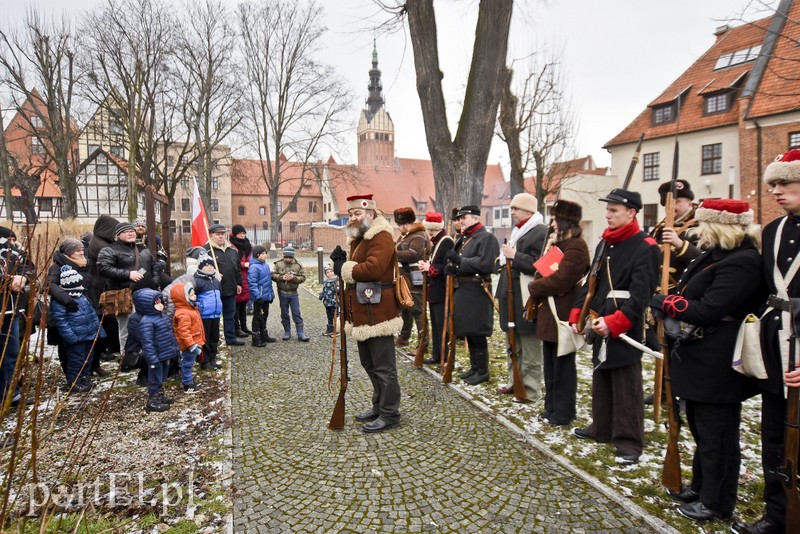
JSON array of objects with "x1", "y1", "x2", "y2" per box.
[
  {"x1": 0, "y1": 315, "x2": 20, "y2": 403},
  {"x1": 251, "y1": 301, "x2": 270, "y2": 336},
  {"x1": 587, "y1": 360, "x2": 644, "y2": 456},
  {"x1": 542, "y1": 340, "x2": 577, "y2": 424},
  {"x1": 685, "y1": 400, "x2": 742, "y2": 515},
  {"x1": 466, "y1": 336, "x2": 489, "y2": 374},
  {"x1": 96, "y1": 315, "x2": 120, "y2": 354},
  {"x1": 357, "y1": 335, "x2": 400, "y2": 423},
  {"x1": 761, "y1": 390, "x2": 790, "y2": 529},
  {"x1": 147, "y1": 360, "x2": 170, "y2": 397},
  {"x1": 429, "y1": 301, "x2": 447, "y2": 364},
  {"x1": 400, "y1": 290, "x2": 424, "y2": 341},
  {"x1": 65, "y1": 340, "x2": 93, "y2": 387},
  {"x1": 221, "y1": 294, "x2": 237, "y2": 343},
  {"x1": 325, "y1": 306, "x2": 336, "y2": 331},
  {"x1": 201, "y1": 317, "x2": 220, "y2": 366},
  {"x1": 235, "y1": 302, "x2": 249, "y2": 333}
]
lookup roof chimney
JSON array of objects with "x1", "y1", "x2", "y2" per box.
[{"x1": 714, "y1": 25, "x2": 730, "y2": 37}]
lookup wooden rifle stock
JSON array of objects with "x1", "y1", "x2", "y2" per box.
[
  {"x1": 328, "y1": 279, "x2": 348, "y2": 430},
  {"x1": 781, "y1": 318, "x2": 800, "y2": 531},
  {"x1": 505, "y1": 262, "x2": 526, "y2": 400},
  {"x1": 661, "y1": 344, "x2": 682, "y2": 493},
  {"x1": 442, "y1": 273, "x2": 455, "y2": 383},
  {"x1": 578, "y1": 241, "x2": 606, "y2": 333},
  {"x1": 413, "y1": 271, "x2": 428, "y2": 367}
]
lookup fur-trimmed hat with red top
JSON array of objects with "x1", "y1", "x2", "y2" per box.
[
  {"x1": 393, "y1": 207, "x2": 416, "y2": 225},
  {"x1": 423, "y1": 211, "x2": 444, "y2": 231},
  {"x1": 347, "y1": 194, "x2": 376, "y2": 212},
  {"x1": 695, "y1": 198, "x2": 753, "y2": 226},
  {"x1": 765, "y1": 149, "x2": 800, "y2": 186}
]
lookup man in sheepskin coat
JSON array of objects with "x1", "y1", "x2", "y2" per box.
[
  {"x1": 394, "y1": 207, "x2": 430, "y2": 347},
  {"x1": 338, "y1": 194, "x2": 403, "y2": 433}
]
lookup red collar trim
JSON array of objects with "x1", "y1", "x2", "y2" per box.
[
  {"x1": 602, "y1": 219, "x2": 641, "y2": 244},
  {"x1": 464, "y1": 222, "x2": 483, "y2": 236}
]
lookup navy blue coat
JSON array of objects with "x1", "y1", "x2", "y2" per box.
[
  {"x1": 50, "y1": 295, "x2": 105, "y2": 345},
  {"x1": 193, "y1": 271, "x2": 222, "y2": 319},
  {"x1": 133, "y1": 288, "x2": 180, "y2": 365}
]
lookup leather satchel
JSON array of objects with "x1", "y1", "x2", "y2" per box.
[
  {"x1": 394, "y1": 262, "x2": 414, "y2": 308},
  {"x1": 100, "y1": 287, "x2": 133, "y2": 316}
]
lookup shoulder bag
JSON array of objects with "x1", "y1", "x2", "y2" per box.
[
  {"x1": 394, "y1": 261, "x2": 414, "y2": 308},
  {"x1": 547, "y1": 296, "x2": 586, "y2": 356},
  {"x1": 99, "y1": 247, "x2": 139, "y2": 316}
]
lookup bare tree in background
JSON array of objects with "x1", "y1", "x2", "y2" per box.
[
  {"x1": 381, "y1": 0, "x2": 512, "y2": 219},
  {"x1": 237, "y1": 0, "x2": 352, "y2": 238},
  {"x1": 498, "y1": 51, "x2": 578, "y2": 208},
  {"x1": 0, "y1": 10, "x2": 82, "y2": 220},
  {"x1": 80, "y1": 0, "x2": 176, "y2": 221}
]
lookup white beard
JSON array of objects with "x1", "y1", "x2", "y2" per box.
[{"x1": 346, "y1": 218, "x2": 371, "y2": 239}]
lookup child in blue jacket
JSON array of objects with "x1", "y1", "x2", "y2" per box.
[
  {"x1": 133, "y1": 288, "x2": 180, "y2": 412},
  {"x1": 247, "y1": 245, "x2": 276, "y2": 347},
  {"x1": 50, "y1": 265, "x2": 105, "y2": 393},
  {"x1": 319, "y1": 264, "x2": 338, "y2": 335},
  {"x1": 194, "y1": 253, "x2": 223, "y2": 370}
]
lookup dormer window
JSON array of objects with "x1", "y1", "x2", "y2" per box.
[
  {"x1": 704, "y1": 92, "x2": 730, "y2": 115},
  {"x1": 714, "y1": 45, "x2": 761, "y2": 70},
  {"x1": 653, "y1": 103, "x2": 676, "y2": 125}
]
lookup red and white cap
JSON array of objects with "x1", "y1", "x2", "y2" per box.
[
  {"x1": 423, "y1": 211, "x2": 444, "y2": 231},
  {"x1": 346, "y1": 194, "x2": 376, "y2": 212},
  {"x1": 765, "y1": 149, "x2": 800, "y2": 186},
  {"x1": 695, "y1": 198, "x2": 753, "y2": 226}
]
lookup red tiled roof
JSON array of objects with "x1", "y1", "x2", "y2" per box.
[
  {"x1": 230, "y1": 159, "x2": 322, "y2": 197},
  {"x1": 605, "y1": 17, "x2": 770, "y2": 148}
]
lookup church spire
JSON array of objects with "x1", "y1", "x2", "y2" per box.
[{"x1": 366, "y1": 39, "x2": 384, "y2": 117}]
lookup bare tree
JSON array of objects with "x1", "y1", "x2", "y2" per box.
[
  {"x1": 80, "y1": 0, "x2": 176, "y2": 221},
  {"x1": 498, "y1": 51, "x2": 578, "y2": 208},
  {"x1": 0, "y1": 10, "x2": 82, "y2": 221},
  {"x1": 382, "y1": 0, "x2": 512, "y2": 219},
  {"x1": 237, "y1": 0, "x2": 352, "y2": 238}
]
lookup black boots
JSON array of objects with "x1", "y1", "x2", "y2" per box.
[
  {"x1": 252, "y1": 333, "x2": 266, "y2": 348},
  {"x1": 262, "y1": 331, "x2": 277, "y2": 343}
]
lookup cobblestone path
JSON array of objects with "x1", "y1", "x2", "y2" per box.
[{"x1": 231, "y1": 289, "x2": 655, "y2": 533}]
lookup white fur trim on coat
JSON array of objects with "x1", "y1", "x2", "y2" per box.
[
  {"x1": 695, "y1": 207, "x2": 754, "y2": 226},
  {"x1": 764, "y1": 160, "x2": 800, "y2": 186},
  {"x1": 341, "y1": 261, "x2": 357, "y2": 284},
  {"x1": 345, "y1": 316, "x2": 403, "y2": 342}
]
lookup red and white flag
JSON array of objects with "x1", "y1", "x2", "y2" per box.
[{"x1": 191, "y1": 177, "x2": 209, "y2": 247}]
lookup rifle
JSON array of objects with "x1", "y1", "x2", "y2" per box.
[
  {"x1": 780, "y1": 303, "x2": 800, "y2": 531},
  {"x1": 661, "y1": 337, "x2": 682, "y2": 493},
  {"x1": 621, "y1": 133, "x2": 645, "y2": 190},
  {"x1": 577, "y1": 241, "x2": 607, "y2": 334},
  {"x1": 413, "y1": 271, "x2": 429, "y2": 367},
  {"x1": 328, "y1": 278, "x2": 348, "y2": 430},
  {"x1": 505, "y1": 260, "x2": 526, "y2": 401},
  {"x1": 442, "y1": 271, "x2": 455, "y2": 383}
]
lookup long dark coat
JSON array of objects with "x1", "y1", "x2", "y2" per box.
[
  {"x1": 496, "y1": 221, "x2": 548, "y2": 336},
  {"x1": 426, "y1": 230, "x2": 454, "y2": 304},
  {"x1": 204, "y1": 242, "x2": 242, "y2": 297},
  {"x1": 668, "y1": 240, "x2": 763, "y2": 403},
  {"x1": 574, "y1": 230, "x2": 660, "y2": 369},
  {"x1": 453, "y1": 224, "x2": 500, "y2": 337},
  {"x1": 528, "y1": 237, "x2": 590, "y2": 343}
]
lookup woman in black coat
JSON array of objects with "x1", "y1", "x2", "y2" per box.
[{"x1": 650, "y1": 199, "x2": 764, "y2": 523}]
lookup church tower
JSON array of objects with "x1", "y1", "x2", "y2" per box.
[{"x1": 357, "y1": 41, "x2": 395, "y2": 168}]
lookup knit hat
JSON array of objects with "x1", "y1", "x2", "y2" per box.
[
  {"x1": 60, "y1": 264, "x2": 84, "y2": 297},
  {"x1": 197, "y1": 253, "x2": 215, "y2": 272},
  {"x1": 232, "y1": 224, "x2": 246, "y2": 236},
  {"x1": 133, "y1": 218, "x2": 146, "y2": 228},
  {"x1": 208, "y1": 223, "x2": 226, "y2": 234},
  {"x1": 695, "y1": 198, "x2": 753, "y2": 226},
  {"x1": 59, "y1": 237, "x2": 84, "y2": 257},
  {"x1": 765, "y1": 149, "x2": 800, "y2": 186},
  {"x1": 0, "y1": 227, "x2": 17, "y2": 240},
  {"x1": 423, "y1": 211, "x2": 444, "y2": 231},
  {"x1": 658, "y1": 179, "x2": 695, "y2": 207},
  {"x1": 114, "y1": 222, "x2": 135, "y2": 236},
  {"x1": 283, "y1": 245, "x2": 295, "y2": 257},
  {"x1": 550, "y1": 200, "x2": 582, "y2": 223},
  {"x1": 347, "y1": 194, "x2": 376, "y2": 212},
  {"x1": 393, "y1": 207, "x2": 416, "y2": 225},
  {"x1": 252, "y1": 245, "x2": 267, "y2": 258},
  {"x1": 510, "y1": 193, "x2": 537, "y2": 214}
]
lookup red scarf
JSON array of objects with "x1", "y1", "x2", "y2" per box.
[
  {"x1": 464, "y1": 222, "x2": 483, "y2": 235},
  {"x1": 515, "y1": 216, "x2": 530, "y2": 229},
  {"x1": 601, "y1": 219, "x2": 641, "y2": 244}
]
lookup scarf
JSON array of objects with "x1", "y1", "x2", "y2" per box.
[
  {"x1": 229, "y1": 233, "x2": 252, "y2": 258},
  {"x1": 601, "y1": 219, "x2": 641, "y2": 245},
  {"x1": 499, "y1": 211, "x2": 544, "y2": 266}
]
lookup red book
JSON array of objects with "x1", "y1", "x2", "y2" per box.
[{"x1": 533, "y1": 246, "x2": 564, "y2": 277}]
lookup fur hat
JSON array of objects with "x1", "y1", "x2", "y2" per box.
[
  {"x1": 765, "y1": 149, "x2": 800, "y2": 186},
  {"x1": 114, "y1": 222, "x2": 135, "y2": 236},
  {"x1": 347, "y1": 194, "x2": 376, "y2": 212},
  {"x1": 59, "y1": 237, "x2": 84, "y2": 257},
  {"x1": 510, "y1": 193, "x2": 537, "y2": 214},
  {"x1": 197, "y1": 253, "x2": 215, "y2": 272},
  {"x1": 658, "y1": 179, "x2": 695, "y2": 207},
  {"x1": 423, "y1": 211, "x2": 444, "y2": 231},
  {"x1": 283, "y1": 244, "x2": 295, "y2": 257},
  {"x1": 232, "y1": 224, "x2": 246, "y2": 236},
  {"x1": 393, "y1": 207, "x2": 416, "y2": 225},
  {"x1": 695, "y1": 198, "x2": 753, "y2": 226},
  {"x1": 60, "y1": 264, "x2": 84, "y2": 296},
  {"x1": 550, "y1": 200, "x2": 582, "y2": 223}
]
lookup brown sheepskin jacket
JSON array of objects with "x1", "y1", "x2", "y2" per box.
[{"x1": 341, "y1": 216, "x2": 402, "y2": 341}]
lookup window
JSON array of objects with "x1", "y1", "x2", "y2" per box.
[
  {"x1": 167, "y1": 155, "x2": 174, "y2": 168},
  {"x1": 30, "y1": 115, "x2": 42, "y2": 128},
  {"x1": 110, "y1": 145, "x2": 123, "y2": 157},
  {"x1": 308, "y1": 201, "x2": 317, "y2": 213},
  {"x1": 289, "y1": 221, "x2": 297, "y2": 232},
  {"x1": 643, "y1": 203, "x2": 658, "y2": 228},
  {"x1": 39, "y1": 198, "x2": 52, "y2": 212},
  {"x1": 170, "y1": 198, "x2": 175, "y2": 211},
  {"x1": 168, "y1": 220, "x2": 176, "y2": 233},
  {"x1": 259, "y1": 206, "x2": 266, "y2": 216},
  {"x1": 502, "y1": 207, "x2": 509, "y2": 219},
  {"x1": 416, "y1": 202, "x2": 426, "y2": 213},
  {"x1": 211, "y1": 176, "x2": 219, "y2": 191},
  {"x1": 31, "y1": 137, "x2": 44, "y2": 154},
  {"x1": 702, "y1": 143, "x2": 722, "y2": 175},
  {"x1": 88, "y1": 144, "x2": 100, "y2": 155},
  {"x1": 790, "y1": 131, "x2": 800, "y2": 149},
  {"x1": 210, "y1": 198, "x2": 219, "y2": 212},
  {"x1": 714, "y1": 45, "x2": 761, "y2": 70},
  {"x1": 653, "y1": 104, "x2": 675, "y2": 125},
  {"x1": 109, "y1": 120, "x2": 123, "y2": 135},
  {"x1": 262, "y1": 221, "x2": 268, "y2": 230},
  {"x1": 181, "y1": 198, "x2": 190, "y2": 212},
  {"x1": 494, "y1": 208, "x2": 501, "y2": 221},
  {"x1": 182, "y1": 220, "x2": 191, "y2": 234},
  {"x1": 289, "y1": 201, "x2": 297, "y2": 213},
  {"x1": 704, "y1": 93, "x2": 730, "y2": 115},
  {"x1": 276, "y1": 201, "x2": 282, "y2": 213},
  {"x1": 643, "y1": 153, "x2": 660, "y2": 181},
  {"x1": 181, "y1": 177, "x2": 189, "y2": 189},
  {"x1": 238, "y1": 206, "x2": 245, "y2": 216}
]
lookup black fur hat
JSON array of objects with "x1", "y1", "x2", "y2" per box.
[
  {"x1": 550, "y1": 200, "x2": 582, "y2": 223},
  {"x1": 658, "y1": 179, "x2": 695, "y2": 207}
]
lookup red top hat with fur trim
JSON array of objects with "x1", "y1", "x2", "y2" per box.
[
  {"x1": 765, "y1": 149, "x2": 800, "y2": 186},
  {"x1": 695, "y1": 198, "x2": 753, "y2": 225}
]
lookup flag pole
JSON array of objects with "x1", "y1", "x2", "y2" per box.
[{"x1": 194, "y1": 177, "x2": 221, "y2": 274}]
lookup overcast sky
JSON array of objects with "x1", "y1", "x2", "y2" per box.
[{"x1": 4, "y1": 0, "x2": 772, "y2": 172}]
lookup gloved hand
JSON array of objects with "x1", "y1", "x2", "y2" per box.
[
  {"x1": 445, "y1": 250, "x2": 461, "y2": 265},
  {"x1": 649, "y1": 294, "x2": 666, "y2": 313},
  {"x1": 65, "y1": 300, "x2": 79, "y2": 313},
  {"x1": 330, "y1": 246, "x2": 347, "y2": 276},
  {"x1": 444, "y1": 264, "x2": 458, "y2": 276}
]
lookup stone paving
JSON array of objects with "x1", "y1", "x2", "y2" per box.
[{"x1": 231, "y1": 289, "x2": 656, "y2": 533}]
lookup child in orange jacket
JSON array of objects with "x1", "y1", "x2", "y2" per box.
[{"x1": 171, "y1": 282, "x2": 205, "y2": 393}]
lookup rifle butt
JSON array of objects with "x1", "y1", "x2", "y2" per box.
[
  {"x1": 511, "y1": 357, "x2": 526, "y2": 401},
  {"x1": 662, "y1": 440, "x2": 682, "y2": 493},
  {"x1": 327, "y1": 391, "x2": 346, "y2": 430}
]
